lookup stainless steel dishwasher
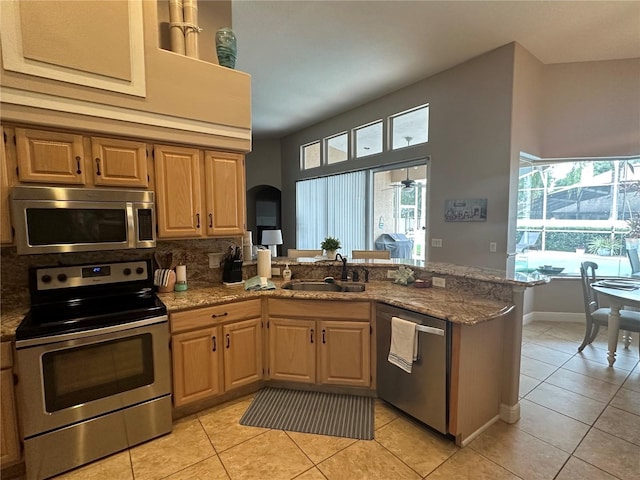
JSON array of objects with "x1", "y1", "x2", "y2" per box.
[{"x1": 376, "y1": 303, "x2": 450, "y2": 434}]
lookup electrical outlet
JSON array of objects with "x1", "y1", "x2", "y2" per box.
[
  {"x1": 271, "y1": 267, "x2": 281, "y2": 277},
  {"x1": 208, "y1": 253, "x2": 222, "y2": 268},
  {"x1": 431, "y1": 238, "x2": 442, "y2": 247},
  {"x1": 489, "y1": 242, "x2": 497, "y2": 253},
  {"x1": 387, "y1": 270, "x2": 396, "y2": 279},
  {"x1": 432, "y1": 277, "x2": 446, "y2": 288}
]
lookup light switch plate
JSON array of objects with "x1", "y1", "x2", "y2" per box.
[
  {"x1": 490, "y1": 242, "x2": 497, "y2": 252},
  {"x1": 431, "y1": 238, "x2": 442, "y2": 247},
  {"x1": 271, "y1": 267, "x2": 281, "y2": 276},
  {"x1": 432, "y1": 277, "x2": 446, "y2": 288}
]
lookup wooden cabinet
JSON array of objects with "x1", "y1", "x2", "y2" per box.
[
  {"x1": 318, "y1": 320, "x2": 370, "y2": 387},
  {"x1": 1, "y1": 343, "x2": 20, "y2": 468},
  {"x1": 204, "y1": 151, "x2": 245, "y2": 236},
  {"x1": 269, "y1": 318, "x2": 316, "y2": 383},
  {"x1": 171, "y1": 327, "x2": 222, "y2": 407},
  {"x1": 154, "y1": 145, "x2": 246, "y2": 239},
  {"x1": 223, "y1": 318, "x2": 263, "y2": 391},
  {"x1": 15, "y1": 128, "x2": 85, "y2": 185},
  {"x1": 1, "y1": 128, "x2": 13, "y2": 244},
  {"x1": 267, "y1": 299, "x2": 372, "y2": 388},
  {"x1": 169, "y1": 299, "x2": 262, "y2": 407},
  {"x1": 153, "y1": 145, "x2": 202, "y2": 238},
  {"x1": 91, "y1": 137, "x2": 149, "y2": 187}
]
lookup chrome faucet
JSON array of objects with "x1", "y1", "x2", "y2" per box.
[{"x1": 335, "y1": 253, "x2": 348, "y2": 281}]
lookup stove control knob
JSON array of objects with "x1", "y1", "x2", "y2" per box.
[
  {"x1": 123, "y1": 268, "x2": 132, "y2": 276},
  {"x1": 42, "y1": 274, "x2": 52, "y2": 284},
  {"x1": 136, "y1": 267, "x2": 144, "y2": 275},
  {"x1": 57, "y1": 273, "x2": 68, "y2": 283}
]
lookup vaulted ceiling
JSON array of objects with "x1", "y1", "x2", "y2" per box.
[{"x1": 232, "y1": 1, "x2": 640, "y2": 139}]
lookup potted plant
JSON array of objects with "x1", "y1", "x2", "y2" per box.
[
  {"x1": 320, "y1": 236, "x2": 341, "y2": 260},
  {"x1": 625, "y1": 214, "x2": 640, "y2": 250},
  {"x1": 588, "y1": 236, "x2": 622, "y2": 256}
]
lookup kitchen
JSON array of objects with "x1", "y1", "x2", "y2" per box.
[{"x1": 1, "y1": 1, "x2": 639, "y2": 479}]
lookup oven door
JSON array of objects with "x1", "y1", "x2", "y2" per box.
[{"x1": 15, "y1": 317, "x2": 170, "y2": 439}]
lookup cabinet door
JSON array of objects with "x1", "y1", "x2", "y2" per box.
[
  {"x1": 15, "y1": 128, "x2": 85, "y2": 184},
  {"x1": 204, "y1": 151, "x2": 245, "y2": 236},
  {"x1": 1, "y1": 128, "x2": 12, "y2": 244},
  {"x1": 91, "y1": 137, "x2": 148, "y2": 187},
  {"x1": 319, "y1": 321, "x2": 371, "y2": 387},
  {"x1": 171, "y1": 327, "x2": 221, "y2": 407},
  {"x1": 1, "y1": 343, "x2": 20, "y2": 467},
  {"x1": 223, "y1": 318, "x2": 263, "y2": 391},
  {"x1": 154, "y1": 145, "x2": 203, "y2": 238},
  {"x1": 269, "y1": 318, "x2": 316, "y2": 383}
]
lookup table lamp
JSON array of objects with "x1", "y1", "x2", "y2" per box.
[{"x1": 262, "y1": 229, "x2": 283, "y2": 257}]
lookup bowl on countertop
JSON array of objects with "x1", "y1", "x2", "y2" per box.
[{"x1": 536, "y1": 266, "x2": 564, "y2": 275}]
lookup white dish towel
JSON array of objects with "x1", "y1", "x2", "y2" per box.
[{"x1": 388, "y1": 316, "x2": 418, "y2": 373}]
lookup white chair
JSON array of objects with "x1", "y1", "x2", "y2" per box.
[
  {"x1": 287, "y1": 249, "x2": 322, "y2": 258},
  {"x1": 351, "y1": 250, "x2": 391, "y2": 259}
]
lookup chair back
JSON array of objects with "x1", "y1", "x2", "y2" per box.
[
  {"x1": 580, "y1": 261, "x2": 600, "y2": 317},
  {"x1": 628, "y1": 248, "x2": 640, "y2": 274},
  {"x1": 351, "y1": 250, "x2": 391, "y2": 259},
  {"x1": 287, "y1": 249, "x2": 322, "y2": 258}
]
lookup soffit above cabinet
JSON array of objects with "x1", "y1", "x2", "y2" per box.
[{"x1": 0, "y1": 0, "x2": 251, "y2": 152}]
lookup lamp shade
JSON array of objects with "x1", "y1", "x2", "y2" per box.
[{"x1": 262, "y1": 229, "x2": 283, "y2": 245}]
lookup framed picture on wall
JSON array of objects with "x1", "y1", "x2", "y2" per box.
[{"x1": 444, "y1": 198, "x2": 487, "y2": 222}]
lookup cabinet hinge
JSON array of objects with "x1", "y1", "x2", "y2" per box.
[
  {"x1": 267, "y1": 320, "x2": 269, "y2": 328},
  {"x1": 151, "y1": 148, "x2": 155, "y2": 159},
  {"x1": 370, "y1": 325, "x2": 372, "y2": 335},
  {"x1": 13, "y1": 134, "x2": 16, "y2": 145},
  {"x1": 147, "y1": 174, "x2": 150, "y2": 182},
  {"x1": 13, "y1": 373, "x2": 18, "y2": 386},
  {"x1": 15, "y1": 166, "x2": 19, "y2": 176},
  {"x1": 2, "y1": 131, "x2": 6, "y2": 143}
]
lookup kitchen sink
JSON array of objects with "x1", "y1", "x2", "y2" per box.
[{"x1": 282, "y1": 281, "x2": 366, "y2": 292}]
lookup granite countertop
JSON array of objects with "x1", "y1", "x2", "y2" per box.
[
  {"x1": 0, "y1": 278, "x2": 517, "y2": 342},
  {"x1": 156, "y1": 279, "x2": 514, "y2": 326}
]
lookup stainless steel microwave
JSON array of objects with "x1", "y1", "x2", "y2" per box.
[{"x1": 10, "y1": 186, "x2": 156, "y2": 255}]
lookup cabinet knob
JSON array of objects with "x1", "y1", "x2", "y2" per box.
[
  {"x1": 209, "y1": 213, "x2": 213, "y2": 228},
  {"x1": 75, "y1": 156, "x2": 82, "y2": 174},
  {"x1": 322, "y1": 329, "x2": 326, "y2": 344},
  {"x1": 226, "y1": 333, "x2": 230, "y2": 348},
  {"x1": 95, "y1": 158, "x2": 101, "y2": 176},
  {"x1": 310, "y1": 328, "x2": 314, "y2": 344},
  {"x1": 211, "y1": 312, "x2": 228, "y2": 319},
  {"x1": 212, "y1": 336, "x2": 217, "y2": 352},
  {"x1": 196, "y1": 213, "x2": 200, "y2": 228}
]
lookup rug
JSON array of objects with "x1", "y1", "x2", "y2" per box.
[{"x1": 239, "y1": 387, "x2": 374, "y2": 440}]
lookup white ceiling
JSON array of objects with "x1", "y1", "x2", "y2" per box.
[{"x1": 232, "y1": 0, "x2": 640, "y2": 140}]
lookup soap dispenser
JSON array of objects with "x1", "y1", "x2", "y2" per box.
[{"x1": 283, "y1": 263, "x2": 292, "y2": 282}]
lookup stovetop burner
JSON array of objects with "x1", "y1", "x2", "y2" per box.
[{"x1": 16, "y1": 259, "x2": 167, "y2": 342}]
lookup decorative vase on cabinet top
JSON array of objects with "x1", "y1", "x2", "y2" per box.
[{"x1": 216, "y1": 27, "x2": 237, "y2": 69}]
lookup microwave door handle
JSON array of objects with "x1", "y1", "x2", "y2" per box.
[{"x1": 127, "y1": 203, "x2": 136, "y2": 247}]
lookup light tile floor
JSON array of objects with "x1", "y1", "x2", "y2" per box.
[{"x1": 45, "y1": 321, "x2": 640, "y2": 480}]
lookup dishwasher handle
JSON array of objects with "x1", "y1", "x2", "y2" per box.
[{"x1": 416, "y1": 324, "x2": 445, "y2": 336}]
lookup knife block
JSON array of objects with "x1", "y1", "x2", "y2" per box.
[{"x1": 223, "y1": 259, "x2": 243, "y2": 283}]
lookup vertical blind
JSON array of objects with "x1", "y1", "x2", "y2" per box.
[{"x1": 296, "y1": 171, "x2": 366, "y2": 255}]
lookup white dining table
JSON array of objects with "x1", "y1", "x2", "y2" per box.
[{"x1": 591, "y1": 281, "x2": 640, "y2": 366}]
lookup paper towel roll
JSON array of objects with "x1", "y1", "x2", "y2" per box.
[
  {"x1": 176, "y1": 265, "x2": 187, "y2": 283},
  {"x1": 257, "y1": 249, "x2": 271, "y2": 278}
]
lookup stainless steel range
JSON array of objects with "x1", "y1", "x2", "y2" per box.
[{"x1": 14, "y1": 260, "x2": 172, "y2": 480}]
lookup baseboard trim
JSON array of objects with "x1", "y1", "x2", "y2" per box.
[
  {"x1": 499, "y1": 402, "x2": 521, "y2": 424},
  {"x1": 524, "y1": 312, "x2": 584, "y2": 323},
  {"x1": 456, "y1": 414, "x2": 501, "y2": 447}
]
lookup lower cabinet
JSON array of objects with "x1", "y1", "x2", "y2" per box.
[
  {"x1": 170, "y1": 300, "x2": 263, "y2": 407},
  {"x1": 267, "y1": 299, "x2": 372, "y2": 388},
  {"x1": 1, "y1": 342, "x2": 20, "y2": 468}
]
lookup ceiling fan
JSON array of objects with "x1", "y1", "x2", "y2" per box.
[{"x1": 387, "y1": 168, "x2": 425, "y2": 191}]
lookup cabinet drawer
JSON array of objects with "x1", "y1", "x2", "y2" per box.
[
  {"x1": 1, "y1": 342, "x2": 12, "y2": 369},
  {"x1": 268, "y1": 299, "x2": 370, "y2": 320},
  {"x1": 171, "y1": 299, "x2": 262, "y2": 333}
]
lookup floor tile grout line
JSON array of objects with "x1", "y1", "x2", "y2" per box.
[{"x1": 466, "y1": 440, "x2": 527, "y2": 480}]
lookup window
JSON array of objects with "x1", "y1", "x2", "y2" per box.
[
  {"x1": 301, "y1": 142, "x2": 320, "y2": 170},
  {"x1": 325, "y1": 133, "x2": 348, "y2": 164},
  {"x1": 390, "y1": 105, "x2": 429, "y2": 150},
  {"x1": 296, "y1": 172, "x2": 366, "y2": 255},
  {"x1": 354, "y1": 121, "x2": 383, "y2": 158},
  {"x1": 516, "y1": 156, "x2": 640, "y2": 277}
]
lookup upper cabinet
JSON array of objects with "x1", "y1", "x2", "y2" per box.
[
  {"x1": 12, "y1": 127, "x2": 149, "y2": 188},
  {"x1": 91, "y1": 137, "x2": 149, "y2": 188},
  {"x1": 0, "y1": 0, "x2": 251, "y2": 152},
  {"x1": 155, "y1": 145, "x2": 245, "y2": 239},
  {"x1": 15, "y1": 128, "x2": 85, "y2": 185}
]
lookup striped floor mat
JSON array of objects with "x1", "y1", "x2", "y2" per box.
[{"x1": 239, "y1": 387, "x2": 374, "y2": 440}]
